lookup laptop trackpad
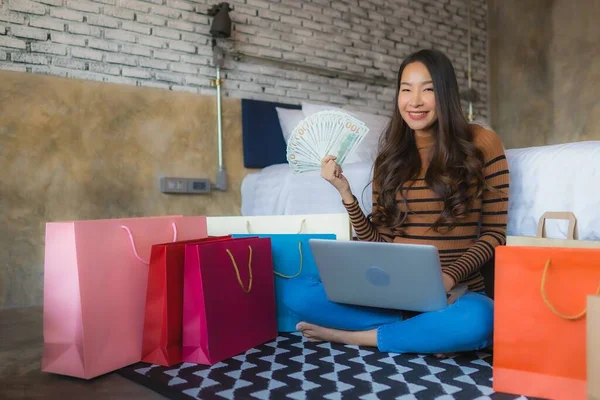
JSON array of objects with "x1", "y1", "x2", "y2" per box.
[{"x1": 365, "y1": 267, "x2": 390, "y2": 287}]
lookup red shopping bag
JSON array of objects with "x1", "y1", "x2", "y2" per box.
[
  {"x1": 182, "y1": 237, "x2": 277, "y2": 365},
  {"x1": 141, "y1": 236, "x2": 231, "y2": 366},
  {"x1": 42, "y1": 215, "x2": 207, "y2": 379}
]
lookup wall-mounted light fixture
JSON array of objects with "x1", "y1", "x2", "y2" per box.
[{"x1": 208, "y1": 2, "x2": 232, "y2": 39}]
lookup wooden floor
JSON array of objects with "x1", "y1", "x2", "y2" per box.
[{"x1": 0, "y1": 307, "x2": 165, "y2": 400}]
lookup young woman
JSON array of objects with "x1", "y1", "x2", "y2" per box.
[{"x1": 282, "y1": 49, "x2": 510, "y2": 355}]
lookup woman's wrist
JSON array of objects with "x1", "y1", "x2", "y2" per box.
[
  {"x1": 442, "y1": 272, "x2": 456, "y2": 292},
  {"x1": 340, "y1": 189, "x2": 354, "y2": 204}
]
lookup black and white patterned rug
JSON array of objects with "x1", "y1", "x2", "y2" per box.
[{"x1": 118, "y1": 333, "x2": 533, "y2": 400}]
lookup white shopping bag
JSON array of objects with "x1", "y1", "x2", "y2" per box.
[{"x1": 207, "y1": 213, "x2": 353, "y2": 240}]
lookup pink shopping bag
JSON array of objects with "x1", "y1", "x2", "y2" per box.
[
  {"x1": 182, "y1": 237, "x2": 277, "y2": 365},
  {"x1": 42, "y1": 215, "x2": 207, "y2": 379}
]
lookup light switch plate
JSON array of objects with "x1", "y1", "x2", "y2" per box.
[{"x1": 160, "y1": 177, "x2": 212, "y2": 194}]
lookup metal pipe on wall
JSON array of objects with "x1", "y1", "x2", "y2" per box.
[
  {"x1": 467, "y1": 0, "x2": 473, "y2": 122},
  {"x1": 212, "y1": 44, "x2": 227, "y2": 191}
]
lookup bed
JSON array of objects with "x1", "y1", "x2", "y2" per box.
[{"x1": 240, "y1": 99, "x2": 600, "y2": 241}]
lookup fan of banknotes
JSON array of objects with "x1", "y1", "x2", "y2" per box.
[{"x1": 286, "y1": 110, "x2": 369, "y2": 174}]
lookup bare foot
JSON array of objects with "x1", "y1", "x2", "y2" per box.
[
  {"x1": 296, "y1": 322, "x2": 345, "y2": 343},
  {"x1": 296, "y1": 322, "x2": 377, "y2": 347},
  {"x1": 296, "y1": 323, "x2": 459, "y2": 357}
]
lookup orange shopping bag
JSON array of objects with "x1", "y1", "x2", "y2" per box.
[{"x1": 493, "y1": 246, "x2": 600, "y2": 400}]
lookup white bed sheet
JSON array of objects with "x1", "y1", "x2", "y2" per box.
[
  {"x1": 242, "y1": 141, "x2": 600, "y2": 240},
  {"x1": 241, "y1": 161, "x2": 375, "y2": 217}
]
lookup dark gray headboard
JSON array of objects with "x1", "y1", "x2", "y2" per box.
[{"x1": 241, "y1": 98, "x2": 301, "y2": 169}]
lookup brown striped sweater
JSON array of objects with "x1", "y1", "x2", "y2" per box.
[{"x1": 343, "y1": 124, "x2": 510, "y2": 292}]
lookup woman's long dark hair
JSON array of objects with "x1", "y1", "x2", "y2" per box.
[{"x1": 369, "y1": 49, "x2": 486, "y2": 233}]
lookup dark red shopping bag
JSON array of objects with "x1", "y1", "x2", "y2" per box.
[
  {"x1": 182, "y1": 236, "x2": 277, "y2": 365},
  {"x1": 141, "y1": 235, "x2": 232, "y2": 366}
]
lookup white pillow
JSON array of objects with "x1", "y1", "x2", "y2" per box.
[
  {"x1": 301, "y1": 101, "x2": 390, "y2": 163},
  {"x1": 275, "y1": 107, "x2": 304, "y2": 144}
]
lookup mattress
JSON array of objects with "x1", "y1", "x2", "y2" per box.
[
  {"x1": 242, "y1": 141, "x2": 600, "y2": 241},
  {"x1": 505, "y1": 141, "x2": 600, "y2": 240}
]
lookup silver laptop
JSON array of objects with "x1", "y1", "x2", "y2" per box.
[{"x1": 308, "y1": 239, "x2": 449, "y2": 312}]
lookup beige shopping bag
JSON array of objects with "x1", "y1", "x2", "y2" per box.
[
  {"x1": 206, "y1": 213, "x2": 353, "y2": 240},
  {"x1": 589, "y1": 295, "x2": 600, "y2": 400},
  {"x1": 507, "y1": 212, "x2": 600, "y2": 248}
]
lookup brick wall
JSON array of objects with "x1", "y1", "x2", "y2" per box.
[{"x1": 0, "y1": 0, "x2": 489, "y2": 119}]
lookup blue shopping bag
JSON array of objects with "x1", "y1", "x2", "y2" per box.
[{"x1": 232, "y1": 233, "x2": 336, "y2": 332}]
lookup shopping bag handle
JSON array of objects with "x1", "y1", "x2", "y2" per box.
[
  {"x1": 273, "y1": 241, "x2": 304, "y2": 279},
  {"x1": 120, "y1": 222, "x2": 178, "y2": 266},
  {"x1": 540, "y1": 258, "x2": 600, "y2": 320},
  {"x1": 536, "y1": 212, "x2": 577, "y2": 240},
  {"x1": 226, "y1": 246, "x2": 253, "y2": 293},
  {"x1": 245, "y1": 219, "x2": 306, "y2": 234}
]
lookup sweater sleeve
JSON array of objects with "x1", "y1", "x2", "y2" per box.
[
  {"x1": 442, "y1": 130, "x2": 510, "y2": 284},
  {"x1": 342, "y1": 194, "x2": 394, "y2": 242},
  {"x1": 342, "y1": 166, "x2": 394, "y2": 242}
]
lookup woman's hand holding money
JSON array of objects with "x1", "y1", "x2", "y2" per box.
[
  {"x1": 320, "y1": 155, "x2": 354, "y2": 203},
  {"x1": 286, "y1": 110, "x2": 369, "y2": 175}
]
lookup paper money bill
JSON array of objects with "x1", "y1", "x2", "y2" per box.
[{"x1": 286, "y1": 110, "x2": 369, "y2": 174}]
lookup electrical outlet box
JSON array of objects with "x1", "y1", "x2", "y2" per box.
[{"x1": 160, "y1": 177, "x2": 212, "y2": 194}]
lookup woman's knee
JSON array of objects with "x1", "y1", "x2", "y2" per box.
[
  {"x1": 280, "y1": 276, "x2": 402, "y2": 330},
  {"x1": 279, "y1": 276, "x2": 327, "y2": 318},
  {"x1": 454, "y1": 293, "x2": 494, "y2": 345},
  {"x1": 377, "y1": 292, "x2": 493, "y2": 354},
  {"x1": 460, "y1": 292, "x2": 494, "y2": 320}
]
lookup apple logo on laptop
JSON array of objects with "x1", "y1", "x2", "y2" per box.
[{"x1": 365, "y1": 267, "x2": 390, "y2": 287}]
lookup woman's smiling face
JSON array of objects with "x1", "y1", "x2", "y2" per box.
[{"x1": 397, "y1": 61, "x2": 438, "y2": 135}]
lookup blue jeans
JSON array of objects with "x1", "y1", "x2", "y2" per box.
[{"x1": 281, "y1": 276, "x2": 494, "y2": 354}]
